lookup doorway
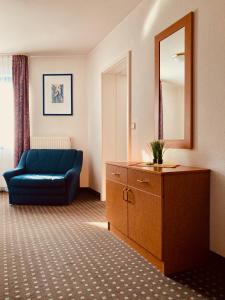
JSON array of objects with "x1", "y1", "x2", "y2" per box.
[{"x1": 101, "y1": 52, "x2": 131, "y2": 200}]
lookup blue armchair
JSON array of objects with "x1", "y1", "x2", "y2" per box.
[{"x1": 3, "y1": 149, "x2": 83, "y2": 205}]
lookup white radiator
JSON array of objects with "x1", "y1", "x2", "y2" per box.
[{"x1": 30, "y1": 137, "x2": 71, "y2": 149}]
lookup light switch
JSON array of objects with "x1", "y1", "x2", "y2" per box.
[{"x1": 131, "y1": 122, "x2": 136, "y2": 129}]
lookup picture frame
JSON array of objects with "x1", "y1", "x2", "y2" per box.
[{"x1": 43, "y1": 74, "x2": 73, "y2": 116}]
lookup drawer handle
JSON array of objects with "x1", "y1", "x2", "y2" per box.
[
  {"x1": 127, "y1": 188, "x2": 134, "y2": 204},
  {"x1": 112, "y1": 172, "x2": 121, "y2": 176},
  {"x1": 137, "y1": 179, "x2": 149, "y2": 184}
]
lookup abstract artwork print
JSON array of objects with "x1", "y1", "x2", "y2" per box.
[
  {"x1": 43, "y1": 74, "x2": 73, "y2": 115},
  {"x1": 52, "y1": 84, "x2": 64, "y2": 103}
]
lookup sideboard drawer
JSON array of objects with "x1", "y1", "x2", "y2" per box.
[
  {"x1": 106, "y1": 164, "x2": 127, "y2": 184},
  {"x1": 128, "y1": 168, "x2": 161, "y2": 196}
]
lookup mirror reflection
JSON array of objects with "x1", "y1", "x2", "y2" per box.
[{"x1": 159, "y1": 28, "x2": 185, "y2": 140}]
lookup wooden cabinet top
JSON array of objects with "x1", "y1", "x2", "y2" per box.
[{"x1": 106, "y1": 161, "x2": 210, "y2": 175}]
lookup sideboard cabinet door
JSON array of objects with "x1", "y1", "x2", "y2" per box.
[
  {"x1": 127, "y1": 187, "x2": 162, "y2": 259},
  {"x1": 106, "y1": 180, "x2": 128, "y2": 235}
]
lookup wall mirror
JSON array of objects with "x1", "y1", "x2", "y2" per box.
[{"x1": 155, "y1": 12, "x2": 193, "y2": 148}]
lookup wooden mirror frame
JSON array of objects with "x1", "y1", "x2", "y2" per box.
[{"x1": 155, "y1": 12, "x2": 194, "y2": 149}]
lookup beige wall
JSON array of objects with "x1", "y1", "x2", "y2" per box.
[
  {"x1": 29, "y1": 56, "x2": 89, "y2": 187},
  {"x1": 87, "y1": 0, "x2": 225, "y2": 257}
]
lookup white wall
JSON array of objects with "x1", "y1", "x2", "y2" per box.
[
  {"x1": 87, "y1": 0, "x2": 225, "y2": 257},
  {"x1": 29, "y1": 56, "x2": 88, "y2": 187}
]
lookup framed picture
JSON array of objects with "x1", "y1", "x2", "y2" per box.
[{"x1": 43, "y1": 74, "x2": 73, "y2": 115}]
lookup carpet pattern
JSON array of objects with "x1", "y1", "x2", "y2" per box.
[{"x1": 0, "y1": 191, "x2": 225, "y2": 300}]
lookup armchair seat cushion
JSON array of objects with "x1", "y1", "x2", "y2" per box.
[{"x1": 10, "y1": 174, "x2": 65, "y2": 188}]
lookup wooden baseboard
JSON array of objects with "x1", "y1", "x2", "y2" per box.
[
  {"x1": 109, "y1": 223, "x2": 165, "y2": 273},
  {"x1": 80, "y1": 187, "x2": 101, "y2": 199}
]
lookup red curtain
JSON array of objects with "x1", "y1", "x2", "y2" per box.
[{"x1": 12, "y1": 55, "x2": 30, "y2": 166}]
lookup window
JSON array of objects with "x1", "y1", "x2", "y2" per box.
[{"x1": 0, "y1": 56, "x2": 14, "y2": 188}]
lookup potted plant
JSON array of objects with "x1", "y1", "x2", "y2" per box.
[
  {"x1": 150, "y1": 140, "x2": 158, "y2": 164},
  {"x1": 149, "y1": 140, "x2": 165, "y2": 164},
  {"x1": 157, "y1": 140, "x2": 165, "y2": 164}
]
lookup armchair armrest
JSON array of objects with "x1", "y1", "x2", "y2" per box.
[
  {"x1": 3, "y1": 150, "x2": 28, "y2": 186},
  {"x1": 64, "y1": 168, "x2": 81, "y2": 202},
  {"x1": 3, "y1": 167, "x2": 25, "y2": 186},
  {"x1": 65, "y1": 151, "x2": 83, "y2": 202},
  {"x1": 65, "y1": 168, "x2": 79, "y2": 182}
]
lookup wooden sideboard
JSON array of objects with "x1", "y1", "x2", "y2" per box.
[{"x1": 106, "y1": 162, "x2": 210, "y2": 275}]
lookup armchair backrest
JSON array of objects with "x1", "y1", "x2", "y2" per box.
[{"x1": 21, "y1": 149, "x2": 83, "y2": 174}]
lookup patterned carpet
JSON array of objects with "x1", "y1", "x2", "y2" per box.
[{"x1": 0, "y1": 191, "x2": 225, "y2": 300}]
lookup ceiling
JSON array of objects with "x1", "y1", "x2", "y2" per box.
[{"x1": 0, "y1": 0, "x2": 142, "y2": 56}]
